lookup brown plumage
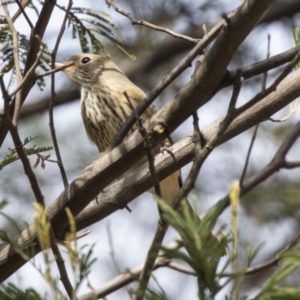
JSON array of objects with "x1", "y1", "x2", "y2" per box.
[
  {"x1": 55, "y1": 53, "x2": 181, "y2": 204},
  {"x1": 56, "y1": 53, "x2": 225, "y2": 256}
]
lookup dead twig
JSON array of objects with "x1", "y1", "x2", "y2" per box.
[
  {"x1": 106, "y1": 0, "x2": 199, "y2": 44},
  {"x1": 239, "y1": 33, "x2": 271, "y2": 186},
  {"x1": 2, "y1": 0, "x2": 23, "y2": 125},
  {"x1": 48, "y1": 0, "x2": 74, "y2": 188}
]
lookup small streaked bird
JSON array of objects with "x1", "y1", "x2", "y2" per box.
[
  {"x1": 55, "y1": 53, "x2": 225, "y2": 255},
  {"x1": 55, "y1": 53, "x2": 181, "y2": 204}
]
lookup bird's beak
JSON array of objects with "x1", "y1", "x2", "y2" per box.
[
  {"x1": 48, "y1": 62, "x2": 73, "y2": 71},
  {"x1": 53, "y1": 62, "x2": 65, "y2": 69}
]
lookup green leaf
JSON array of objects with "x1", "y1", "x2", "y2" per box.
[
  {"x1": 0, "y1": 136, "x2": 53, "y2": 170},
  {"x1": 156, "y1": 197, "x2": 227, "y2": 297},
  {"x1": 0, "y1": 283, "x2": 43, "y2": 300},
  {"x1": 246, "y1": 242, "x2": 266, "y2": 267}
]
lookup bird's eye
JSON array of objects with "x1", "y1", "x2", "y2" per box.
[{"x1": 81, "y1": 57, "x2": 91, "y2": 64}]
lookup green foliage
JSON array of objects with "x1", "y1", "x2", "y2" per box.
[
  {"x1": 246, "y1": 242, "x2": 265, "y2": 267},
  {"x1": 76, "y1": 244, "x2": 97, "y2": 291},
  {"x1": 0, "y1": 18, "x2": 50, "y2": 91},
  {"x1": 156, "y1": 198, "x2": 228, "y2": 299},
  {"x1": 53, "y1": 3, "x2": 133, "y2": 58},
  {"x1": 0, "y1": 202, "x2": 97, "y2": 299},
  {"x1": 144, "y1": 275, "x2": 168, "y2": 300},
  {"x1": 0, "y1": 206, "x2": 37, "y2": 263},
  {"x1": 293, "y1": 27, "x2": 300, "y2": 70},
  {"x1": 0, "y1": 199, "x2": 9, "y2": 210},
  {"x1": 253, "y1": 251, "x2": 300, "y2": 300},
  {"x1": 0, "y1": 283, "x2": 43, "y2": 300},
  {"x1": 0, "y1": 136, "x2": 53, "y2": 170}
]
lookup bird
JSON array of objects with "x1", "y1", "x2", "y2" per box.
[
  {"x1": 54, "y1": 53, "x2": 182, "y2": 205},
  {"x1": 55, "y1": 53, "x2": 225, "y2": 256}
]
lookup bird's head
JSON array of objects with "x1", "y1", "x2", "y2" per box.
[{"x1": 54, "y1": 53, "x2": 124, "y2": 89}]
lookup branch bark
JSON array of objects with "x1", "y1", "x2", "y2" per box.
[
  {"x1": 0, "y1": 0, "x2": 285, "y2": 285},
  {"x1": 1, "y1": 59, "x2": 299, "y2": 283}
]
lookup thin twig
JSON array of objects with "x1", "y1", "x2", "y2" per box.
[
  {"x1": 51, "y1": 0, "x2": 73, "y2": 56},
  {"x1": 107, "y1": 222, "x2": 134, "y2": 300},
  {"x1": 110, "y1": 16, "x2": 224, "y2": 149},
  {"x1": 284, "y1": 161, "x2": 300, "y2": 168},
  {"x1": 49, "y1": 0, "x2": 73, "y2": 188},
  {"x1": 171, "y1": 112, "x2": 202, "y2": 211},
  {"x1": 220, "y1": 230, "x2": 300, "y2": 278},
  {"x1": 124, "y1": 91, "x2": 161, "y2": 197},
  {"x1": 0, "y1": 74, "x2": 11, "y2": 114},
  {"x1": 264, "y1": 33, "x2": 297, "y2": 123},
  {"x1": 106, "y1": 0, "x2": 199, "y2": 44},
  {"x1": 262, "y1": 35, "x2": 271, "y2": 91},
  {"x1": 172, "y1": 73, "x2": 242, "y2": 211},
  {"x1": 165, "y1": 230, "x2": 300, "y2": 278},
  {"x1": 0, "y1": 120, "x2": 44, "y2": 205},
  {"x1": 269, "y1": 99, "x2": 299, "y2": 122},
  {"x1": 135, "y1": 111, "x2": 204, "y2": 299},
  {"x1": 220, "y1": 120, "x2": 300, "y2": 213},
  {"x1": 239, "y1": 125, "x2": 258, "y2": 186},
  {"x1": 225, "y1": 45, "x2": 300, "y2": 87},
  {"x1": 9, "y1": 38, "x2": 45, "y2": 98},
  {"x1": 15, "y1": 0, "x2": 34, "y2": 29},
  {"x1": 2, "y1": 0, "x2": 23, "y2": 126},
  {"x1": 35, "y1": 62, "x2": 74, "y2": 79},
  {"x1": 33, "y1": 153, "x2": 60, "y2": 169},
  {"x1": 239, "y1": 33, "x2": 271, "y2": 186},
  {"x1": 46, "y1": 3, "x2": 76, "y2": 298},
  {"x1": 0, "y1": 76, "x2": 44, "y2": 205},
  {"x1": 0, "y1": 0, "x2": 31, "y2": 34},
  {"x1": 49, "y1": 228, "x2": 77, "y2": 300},
  {"x1": 236, "y1": 49, "x2": 300, "y2": 116},
  {"x1": 135, "y1": 221, "x2": 169, "y2": 300},
  {"x1": 124, "y1": 93, "x2": 166, "y2": 299}
]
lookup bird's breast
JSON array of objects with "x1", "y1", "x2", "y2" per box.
[{"x1": 80, "y1": 87, "x2": 135, "y2": 152}]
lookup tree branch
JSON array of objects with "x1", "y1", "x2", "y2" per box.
[{"x1": 106, "y1": 0, "x2": 199, "y2": 43}]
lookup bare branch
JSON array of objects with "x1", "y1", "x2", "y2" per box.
[
  {"x1": 15, "y1": 0, "x2": 34, "y2": 29},
  {"x1": 48, "y1": 0, "x2": 74, "y2": 188},
  {"x1": 236, "y1": 49, "x2": 300, "y2": 116},
  {"x1": 225, "y1": 45, "x2": 300, "y2": 87},
  {"x1": 45, "y1": 3, "x2": 76, "y2": 297},
  {"x1": 107, "y1": 222, "x2": 133, "y2": 299},
  {"x1": 0, "y1": 116, "x2": 44, "y2": 205},
  {"x1": 239, "y1": 34, "x2": 271, "y2": 185},
  {"x1": 0, "y1": 74, "x2": 11, "y2": 114},
  {"x1": 124, "y1": 91, "x2": 161, "y2": 198},
  {"x1": 106, "y1": 0, "x2": 199, "y2": 43},
  {"x1": 35, "y1": 62, "x2": 74, "y2": 79},
  {"x1": 219, "y1": 120, "x2": 300, "y2": 215},
  {"x1": 239, "y1": 125, "x2": 259, "y2": 186},
  {"x1": 0, "y1": 0, "x2": 31, "y2": 34},
  {"x1": 2, "y1": 0, "x2": 23, "y2": 125},
  {"x1": 49, "y1": 228, "x2": 77, "y2": 300}
]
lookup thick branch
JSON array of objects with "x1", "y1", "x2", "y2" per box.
[
  {"x1": 1, "y1": 63, "x2": 299, "y2": 282},
  {"x1": 0, "y1": 0, "x2": 282, "y2": 283}
]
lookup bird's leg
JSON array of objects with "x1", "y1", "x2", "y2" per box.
[
  {"x1": 160, "y1": 142, "x2": 175, "y2": 158},
  {"x1": 95, "y1": 191, "x2": 132, "y2": 212}
]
